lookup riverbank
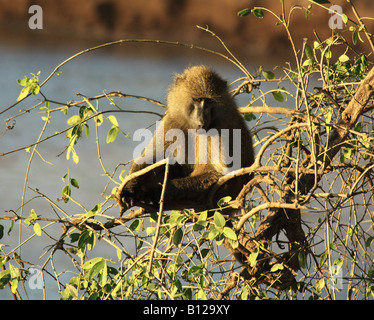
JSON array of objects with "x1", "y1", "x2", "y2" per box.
[{"x1": 0, "y1": 0, "x2": 373, "y2": 62}]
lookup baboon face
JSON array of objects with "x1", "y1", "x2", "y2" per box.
[
  {"x1": 188, "y1": 97, "x2": 215, "y2": 130},
  {"x1": 167, "y1": 65, "x2": 229, "y2": 130}
]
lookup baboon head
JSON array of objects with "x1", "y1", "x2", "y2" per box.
[{"x1": 166, "y1": 65, "x2": 229, "y2": 130}]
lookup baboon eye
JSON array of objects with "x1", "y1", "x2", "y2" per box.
[{"x1": 193, "y1": 98, "x2": 203, "y2": 102}]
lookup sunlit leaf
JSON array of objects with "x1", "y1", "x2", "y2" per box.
[
  {"x1": 214, "y1": 211, "x2": 225, "y2": 229},
  {"x1": 270, "y1": 263, "x2": 284, "y2": 272},
  {"x1": 223, "y1": 227, "x2": 237, "y2": 241},
  {"x1": 106, "y1": 126, "x2": 119, "y2": 143},
  {"x1": 249, "y1": 248, "x2": 259, "y2": 267},
  {"x1": 305, "y1": 44, "x2": 313, "y2": 59},
  {"x1": 262, "y1": 70, "x2": 275, "y2": 80},
  {"x1": 107, "y1": 115, "x2": 119, "y2": 127},
  {"x1": 33, "y1": 223, "x2": 42, "y2": 236}
]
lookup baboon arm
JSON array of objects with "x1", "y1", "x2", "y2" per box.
[
  {"x1": 166, "y1": 170, "x2": 221, "y2": 198},
  {"x1": 117, "y1": 163, "x2": 222, "y2": 212}
]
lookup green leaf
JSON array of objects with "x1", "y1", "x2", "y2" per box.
[
  {"x1": 129, "y1": 219, "x2": 140, "y2": 232},
  {"x1": 88, "y1": 260, "x2": 106, "y2": 281},
  {"x1": 270, "y1": 263, "x2": 284, "y2": 272},
  {"x1": 237, "y1": 8, "x2": 251, "y2": 17},
  {"x1": 253, "y1": 8, "x2": 264, "y2": 18},
  {"x1": 173, "y1": 228, "x2": 183, "y2": 245},
  {"x1": 272, "y1": 90, "x2": 284, "y2": 102},
  {"x1": 198, "y1": 210, "x2": 208, "y2": 222},
  {"x1": 342, "y1": 13, "x2": 348, "y2": 24},
  {"x1": 302, "y1": 59, "x2": 314, "y2": 67},
  {"x1": 82, "y1": 257, "x2": 103, "y2": 270},
  {"x1": 193, "y1": 221, "x2": 206, "y2": 231},
  {"x1": 67, "y1": 144, "x2": 79, "y2": 164},
  {"x1": 107, "y1": 115, "x2": 119, "y2": 127},
  {"x1": 169, "y1": 211, "x2": 186, "y2": 227},
  {"x1": 116, "y1": 248, "x2": 122, "y2": 261},
  {"x1": 146, "y1": 227, "x2": 155, "y2": 236},
  {"x1": 200, "y1": 248, "x2": 210, "y2": 258},
  {"x1": 305, "y1": 44, "x2": 313, "y2": 59},
  {"x1": 324, "y1": 49, "x2": 332, "y2": 60},
  {"x1": 84, "y1": 124, "x2": 90, "y2": 138},
  {"x1": 249, "y1": 248, "x2": 259, "y2": 267},
  {"x1": 213, "y1": 211, "x2": 226, "y2": 229},
  {"x1": 316, "y1": 278, "x2": 325, "y2": 293},
  {"x1": 298, "y1": 250, "x2": 307, "y2": 269},
  {"x1": 67, "y1": 115, "x2": 81, "y2": 126},
  {"x1": 16, "y1": 72, "x2": 40, "y2": 101},
  {"x1": 33, "y1": 223, "x2": 42, "y2": 236},
  {"x1": 339, "y1": 54, "x2": 350, "y2": 63},
  {"x1": 189, "y1": 264, "x2": 204, "y2": 276},
  {"x1": 367, "y1": 269, "x2": 374, "y2": 279},
  {"x1": 8, "y1": 220, "x2": 14, "y2": 236},
  {"x1": 78, "y1": 230, "x2": 96, "y2": 251},
  {"x1": 64, "y1": 284, "x2": 78, "y2": 298},
  {"x1": 17, "y1": 77, "x2": 29, "y2": 86},
  {"x1": 147, "y1": 282, "x2": 157, "y2": 291},
  {"x1": 333, "y1": 258, "x2": 343, "y2": 269},
  {"x1": 95, "y1": 114, "x2": 103, "y2": 126},
  {"x1": 86, "y1": 204, "x2": 101, "y2": 218},
  {"x1": 227, "y1": 238, "x2": 239, "y2": 249},
  {"x1": 31, "y1": 84, "x2": 40, "y2": 95},
  {"x1": 365, "y1": 237, "x2": 373, "y2": 248},
  {"x1": 106, "y1": 126, "x2": 119, "y2": 143},
  {"x1": 0, "y1": 270, "x2": 11, "y2": 290},
  {"x1": 223, "y1": 227, "x2": 237, "y2": 241},
  {"x1": 352, "y1": 29, "x2": 358, "y2": 45},
  {"x1": 17, "y1": 86, "x2": 31, "y2": 101},
  {"x1": 262, "y1": 70, "x2": 275, "y2": 80},
  {"x1": 343, "y1": 146, "x2": 354, "y2": 160},
  {"x1": 62, "y1": 185, "x2": 71, "y2": 203},
  {"x1": 217, "y1": 196, "x2": 231, "y2": 207},
  {"x1": 354, "y1": 121, "x2": 362, "y2": 132},
  {"x1": 208, "y1": 227, "x2": 220, "y2": 241},
  {"x1": 11, "y1": 278, "x2": 19, "y2": 294},
  {"x1": 243, "y1": 112, "x2": 256, "y2": 121},
  {"x1": 72, "y1": 149, "x2": 79, "y2": 164},
  {"x1": 70, "y1": 178, "x2": 79, "y2": 189},
  {"x1": 69, "y1": 233, "x2": 80, "y2": 243},
  {"x1": 30, "y1": 209, "x2": 37, "y2": 220}
]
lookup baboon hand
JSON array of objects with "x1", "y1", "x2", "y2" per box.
[{"x1": 118, "y1": 179, "x2": 162, "y2": 212}]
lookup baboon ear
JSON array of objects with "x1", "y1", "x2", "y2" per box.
[{"x1": 173, "y1": 73, "x2": 186, "y2": 86}]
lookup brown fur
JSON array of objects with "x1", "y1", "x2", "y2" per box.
[{"x1": 118, "y1": 65, "x2": 254, "y2": 212}]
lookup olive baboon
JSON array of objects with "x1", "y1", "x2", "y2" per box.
[{"x1": 116, "y1": 65, "x2": 254, "y2": 213}]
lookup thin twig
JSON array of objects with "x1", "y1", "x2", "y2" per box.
[{"x1": 148, "y1": 158, "x2": 170, "y2": 274}]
